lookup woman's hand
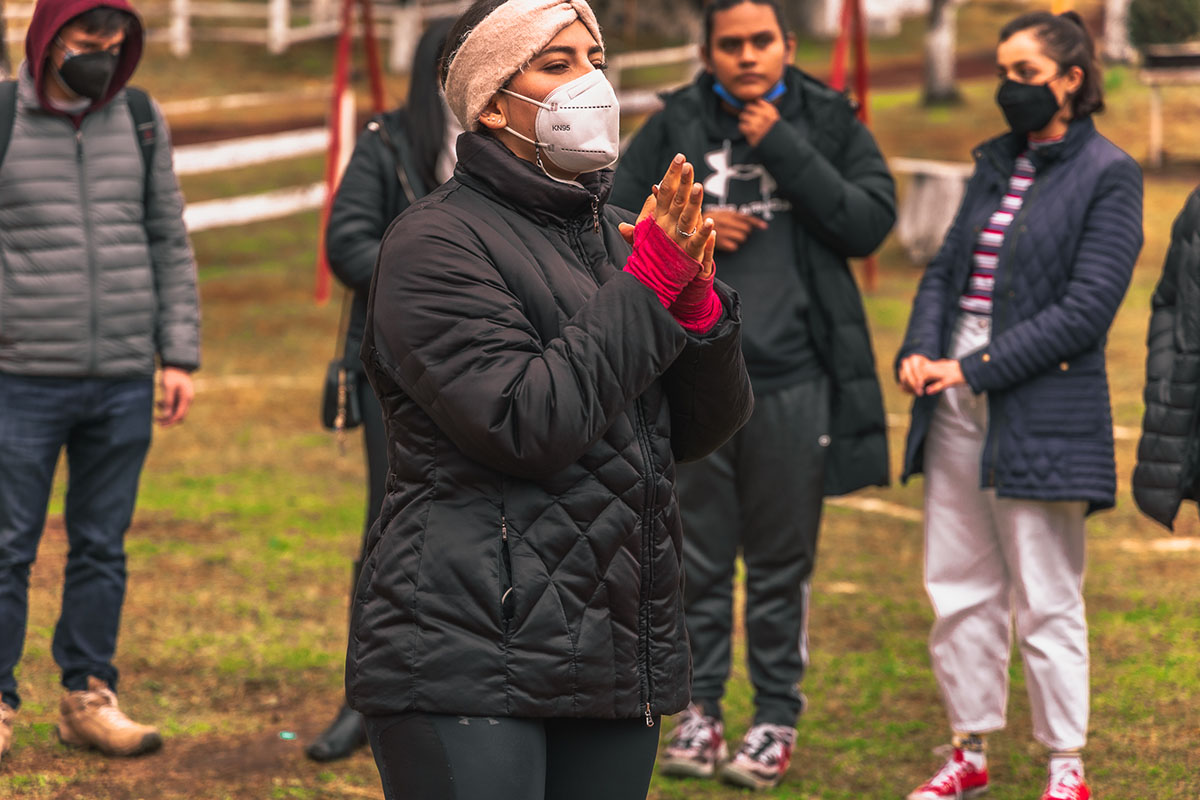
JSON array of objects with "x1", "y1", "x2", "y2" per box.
[
  {"x1": 619, "y1": 154, "x2": 717, "y2": 272},
  {"x1": 922, "y1": 360, "x2": 966, "y2": 395},
  {"x1": 898, "y1": 354, "x2": 931, "y2": 395},
  {"x1": 899, "y1": 354, "x2": 965, "y2": 396}
]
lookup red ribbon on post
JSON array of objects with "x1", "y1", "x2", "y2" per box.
[
  {"x1": 828, "y1": 0, "x2": 877, "y2": 290},
  {"x1": 315, "y1": 0, "x2": 389, "y2": 304}
]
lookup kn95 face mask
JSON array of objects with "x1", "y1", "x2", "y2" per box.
[{"x1": 501, "y1": 68, "x2": 620, "y2": 175}]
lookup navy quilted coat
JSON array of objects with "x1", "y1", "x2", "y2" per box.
[
  {"x1": 1132, "y1": 188, "x2": 1200, "y2": 529},
  {"x1": 346, "y1": 133, "x2": 755, "y2": 720},
  {"x1": 898, "y1": 118, "x2": 1143, "y2": 513}
]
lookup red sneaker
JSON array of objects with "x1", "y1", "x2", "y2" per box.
[
  {"x1": 907, "y1": 747, "x2": 989, "y2": 799},
  {"x1": 1040, "y1": 768, "x2": 1090, "y2": 800},
  {"x1": 659, "y1": 705, "x2": 726, "y2": 778}
]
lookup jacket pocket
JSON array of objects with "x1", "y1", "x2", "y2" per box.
[
  {"x1": 1023, "y1": 366, "x2": 1106, "y2": 437},
  {"x1": 499, "y1": 514, "x2": 515, "y2": 631}
]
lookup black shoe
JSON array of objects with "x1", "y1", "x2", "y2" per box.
[{"x1": 306, "y1": 704, "x2": 368, "y2": 762}]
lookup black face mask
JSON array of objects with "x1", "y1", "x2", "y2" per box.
[
  {"x1": 996, "y1": 78, "x2": 1062, "y2": 136},
  {"x1": 56, "y1": 48, "x2": 119, "y2": 102}
]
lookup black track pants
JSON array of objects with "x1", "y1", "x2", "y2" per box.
[
  {"x1": 365, "y1": 713, "x2": 661, "y2": 800},
  {"x1": 675, "y1": 376, "x2": 829, "y2": 727}
]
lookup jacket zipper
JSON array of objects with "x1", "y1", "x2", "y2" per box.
[
  {"x1": 76, "y1": 126, "x2": 99, "y2": 373},
  {"x1": 633, "y1": 399, "x2": 656, "y2": 727},
  {"x1": 500, "y1": 513, "x2": 514, "y2": 637},
  {"x1": 567, "y1": 213, "x2": 655, "y2": 726},
  {"x1": 983, "y1": 152, "x2": 1049, "y2": 489}
]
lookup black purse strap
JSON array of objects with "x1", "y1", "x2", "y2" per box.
[{"x1": 369, "y1": 116, "x2": 418, "y2": 206}]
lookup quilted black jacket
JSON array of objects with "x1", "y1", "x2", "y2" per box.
[
  {"x1": 1133, "y1": 188, "x2": 1200, "y2": 529},
  {"x1": 346, "y1": 132, "x2": 755, "y2": 720},
  {"x1": 611, "y1": 67, "x2": 895, "y2": 496},
  {"x1": 898, "y1": 118, "x2": 1143, "y2": 512}
]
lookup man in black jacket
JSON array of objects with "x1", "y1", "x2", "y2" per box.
[{"x1": 611, "y1": 0, "x2": 894, "y2": 789}]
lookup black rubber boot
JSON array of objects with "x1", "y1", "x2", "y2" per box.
[
  {"x1": 306, "y1": 560, "x2": 369, "y2": 763},
  {"x1": 306, "y1": 703, "x2": 368, "y2": 762}
]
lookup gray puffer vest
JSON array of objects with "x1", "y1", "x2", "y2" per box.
[{"x1": 0, "y1": 67, "x2": 200, "y2": 377}]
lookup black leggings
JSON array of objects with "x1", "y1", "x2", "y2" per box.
[{"x1": 364, "y1": 713, "x2": 661, "y2": 800}]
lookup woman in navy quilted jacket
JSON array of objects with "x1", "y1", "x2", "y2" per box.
[{"x1": 895, "y1": 12, "x2": 1142, "y2": 800}]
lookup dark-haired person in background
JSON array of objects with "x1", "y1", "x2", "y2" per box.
[
  {"x1": 1132, "y1": 188, "x2": 1200, "y2": 529},
  {"x1": 612, "y1": 0, "x2": 894, "y2": 790},
  {"x1": 0, "y1": 0, "x2": 200, "y2": 763},
  {"x1": 305, "y1": 17, "x2": 461, "y2": 764},
  {"x1": 896, "y1": 12, "x2": 1142, "y2": 800}
]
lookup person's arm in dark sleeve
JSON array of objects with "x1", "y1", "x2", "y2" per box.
[
  {"x1": 959, "y1": 158, "x2": 1144, "y2": 393},
  {"x1": 367, "y1": 208, "x2": 690, "y2": 481},
  {"x1": 612, "y1": 111, "x2": 671, "y2": 215},
  {"x1": 661, "y1": 280, "x2": 754, "y2": 462},
  {"x1": 755, "y1": 114, "x2": 895, "y2": 258},
  {"x1": 327, "y1": 127, "x2": 401, "y2": 294},
  {"x1": 143, "y1": 99, "x2": 201, "y2": 371}
]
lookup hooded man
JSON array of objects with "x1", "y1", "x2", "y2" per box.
[{"x1": 0, "y1": 0, "x2": 200, "y2": 762}]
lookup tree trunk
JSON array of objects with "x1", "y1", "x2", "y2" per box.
[
  {"x1": 0, "y1": 0, "x2": 12, "y2": 80},
  {"x1": 923, "y1": 0, "x2": 962, "y2": 106},
  {"x1": 1103, "y1": 0, "x2": 1133, "y2": 63}
]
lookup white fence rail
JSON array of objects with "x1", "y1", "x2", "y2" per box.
[{"x1": 5, "y1": 0, "x2": 469, "y2": 69}]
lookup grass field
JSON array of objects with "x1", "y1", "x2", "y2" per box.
[{"x1": 4, "y1": 6, "x2": 1200, "y2": 798}]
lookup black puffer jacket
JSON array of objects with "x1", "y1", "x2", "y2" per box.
[
  {"x1": 346, "y1": 132, "x2": 754, "y2": 721},
  {"x1": 612, "y1": 67, "x2": 895, "y2": 495},
  {"x1": 1133, "y1": 188, "x2": 1200, "y2": 529},
  {"x1": 326, "y1": 109, "x2": 427, "y2": 365}
]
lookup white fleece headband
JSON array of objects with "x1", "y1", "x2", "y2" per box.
[{"x1": 444, "y1": 0, "x2": 604, "y2": 132}]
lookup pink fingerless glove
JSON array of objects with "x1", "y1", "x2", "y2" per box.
[
  {"x1": 670, "y1": 272, "x2": 722, "y2": 334},
  {"x1": 623, "y1": 217, "x2": 699, "y2": 308}
]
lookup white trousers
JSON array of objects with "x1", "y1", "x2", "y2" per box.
[{"x1": 923, "y1": 313, "x2": 1089, "y2": 751}]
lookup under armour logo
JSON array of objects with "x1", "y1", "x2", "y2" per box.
[{"x1": 702, "y1": 146, "x2": 777, "y2": 206}]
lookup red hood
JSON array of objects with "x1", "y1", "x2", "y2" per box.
[{"x1": 25, "y1": 0, "x2": 144, "y2": 113}]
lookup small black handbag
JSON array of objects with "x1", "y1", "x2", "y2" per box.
[{"x1": 321, "y1": 292, "x2": 363, "y2": 433}]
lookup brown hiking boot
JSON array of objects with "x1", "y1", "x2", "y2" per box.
[
  {"x1": 0, "y1": 701, "x2": 14, "y2": 762},
  {"x1": 57, "y1": 677, "x2": 162, "y2": 757}
]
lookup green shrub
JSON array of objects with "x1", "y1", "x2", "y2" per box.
[{"x1": 1128, "y1": 0, "x2": 1200, "y2": 48}]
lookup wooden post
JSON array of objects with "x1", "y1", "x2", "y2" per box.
[
  {"x1": 336, "y1": 90, "x2": 356, "y2": 181},
  {"x1": 1148, "y1": 84, "x2": 1163, "y2": 169},
  {"x1": 1104, "y1": 0, "x2": 1132, "y2": 63},
  {"x1": 169, "y1": 0, "x2": 191, "y2": 58},
  {"x1": 268, "y1": 0, "x2": 290, "y2": 54},
  {"x1": 390, "y1": 4, "x2": 419, "y2": 73}
]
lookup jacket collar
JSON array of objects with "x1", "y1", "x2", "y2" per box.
[
  {"x1": 689, "y1": 66, "x2": 808, "y2": 140},
  {"x1": 974, "y1": 116, "x2": 1097, "y2": 176},
  {"x1": 453, "y1": 131, "x2": 613, "y2": 228}
]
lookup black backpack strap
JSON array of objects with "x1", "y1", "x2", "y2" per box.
[
  {"x1": 124, "y1": 86, "x2": 157, "y2": 205},
  {"x1": 0, "y1": 81, "x2": 18, "y2": 175}
]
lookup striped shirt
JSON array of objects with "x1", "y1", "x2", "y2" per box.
[{"x1": 958, "y1": 151, "x2": 1037, "y2": 316}]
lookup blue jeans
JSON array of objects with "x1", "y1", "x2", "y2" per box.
[{"x1": 0, "y1": 373, "x2": 153, "y2": 709}]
